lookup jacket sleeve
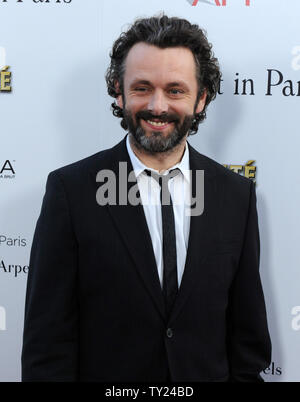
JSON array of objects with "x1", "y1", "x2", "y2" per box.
[
  {"x1": 227, "y1": 181, "x2": 272, "y2": 382},
  {"x1": 21, "y1": 171, "x2": 79, "y2": 382}
]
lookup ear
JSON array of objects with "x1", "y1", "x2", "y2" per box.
[
  {"x1": 115, "y1": 81, "x2": 123, "y2": 109},
  {"x1": 117, "y1": 94, "x2": 124, "y2": 109},
  {"x1": 195, "y1": 89, "x2": 207, "y2": 114}
]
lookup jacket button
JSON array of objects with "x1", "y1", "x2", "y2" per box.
[{"x1": 166, "y1": 328, "x2": 173, "y2": 338}]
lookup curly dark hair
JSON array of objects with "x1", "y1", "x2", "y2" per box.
[{"x1": 105, "y1": 14, "x2": 221, "y2": 135}]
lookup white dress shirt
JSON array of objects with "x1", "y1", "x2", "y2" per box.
[{"x1": 126, "y1": 134, "x2": 191, "y2": 288}]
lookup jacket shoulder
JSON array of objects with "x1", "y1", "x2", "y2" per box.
[
  {"x1": 208, "y1": 154, "x2": 252, "y2": 187},
  {"x1": 47, "y1": 143, "x2": 119, "y2": 185},
  {"x1": 189, "y1": 143, "x2": 253, "y2": 189}
]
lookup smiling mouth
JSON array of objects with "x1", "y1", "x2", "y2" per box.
[{"x1": 143, "y1": 119, "x2": 173, "y2": 130}]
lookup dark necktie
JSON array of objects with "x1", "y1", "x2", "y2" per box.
[{"x1": 144, "y1": 168, "x2": 181, "y2": 317}]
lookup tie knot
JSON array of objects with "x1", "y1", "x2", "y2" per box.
[{"x1": 144, "y1": 168, "x2": 181, "y2": 187}]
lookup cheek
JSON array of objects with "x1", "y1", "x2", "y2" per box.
[
  {"x1": 124, "y1": 100, "x2": 144, "y2": 125},
  {"x1": 125, "y1": 94, "x2": 148, "y2": 111},
  {"x1": 173, "y1": 103, "x2": 195, "y2": 118}
]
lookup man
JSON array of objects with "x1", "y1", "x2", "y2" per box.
[{"x1": 22, "y1": 15, "x2": 271, "y2": 382}]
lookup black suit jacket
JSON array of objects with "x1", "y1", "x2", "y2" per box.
[{"x1": 21, "y1": 135, "x2": 271, "y2": 382}]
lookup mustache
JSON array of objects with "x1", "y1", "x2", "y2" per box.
[{"x1": 135, "y1": 110, "x2": 181, "y2": 124}]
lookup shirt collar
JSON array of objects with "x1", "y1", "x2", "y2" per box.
[{"x1": 126, "y1": 134, "x2": 191, "y2": 183}]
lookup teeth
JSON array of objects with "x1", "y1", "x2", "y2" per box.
[{"x1": 147, "y1": 120, "x2": 168, "y2": 127}]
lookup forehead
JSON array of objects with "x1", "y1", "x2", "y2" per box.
[{"x1": 124, "y1": 42, "x2": 198, "y2": 87}]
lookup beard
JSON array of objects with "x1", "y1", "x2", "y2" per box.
[{"x1": 123, "y1": 109, "x2": 194, "y2": 154}]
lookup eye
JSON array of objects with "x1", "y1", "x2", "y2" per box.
[
  {"x1": 134, "y1": 87, "x2": 149, "y2": 92},
  {"x1": 168, "y1": 88, "x2": 184, "y2": 95}
]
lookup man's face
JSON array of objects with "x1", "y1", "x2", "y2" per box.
[{"x1": 117, "y1": 42, "x2": 207, "y2": 153}]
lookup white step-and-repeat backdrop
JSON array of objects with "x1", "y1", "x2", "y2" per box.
[{"x1": 0, "y1": 0, "x2": 299, "y2": 382}]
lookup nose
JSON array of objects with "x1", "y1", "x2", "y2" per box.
[{"x1": 147, "y1": 89, "x2": 168, "y2": 116}]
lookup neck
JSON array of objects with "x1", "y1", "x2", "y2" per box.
[{"x1": 129, "y1": 134, "x2": 187, "y2": 173}]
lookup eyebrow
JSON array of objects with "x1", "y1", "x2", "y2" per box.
[
  {"x1": 130, "y1": 80, "x2": 152, "y2": 87},
  {"x1": 130, "y1": 80, "x2": 190, "y2": 91},
  {"x1": 166, "y1": 81, "x2": 189, "y2": 90}
]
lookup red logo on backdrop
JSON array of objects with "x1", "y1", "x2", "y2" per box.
[{"x1": 190, "y1": 0, "x2": 251, "y2": 6}]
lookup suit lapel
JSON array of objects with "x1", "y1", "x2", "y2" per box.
[
  {"x1": 90, "y1": 136, "x2": 166, "y2": 322},
  {"x1": 169, "y1": 143, "x2": 220, "y2": 324}
]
